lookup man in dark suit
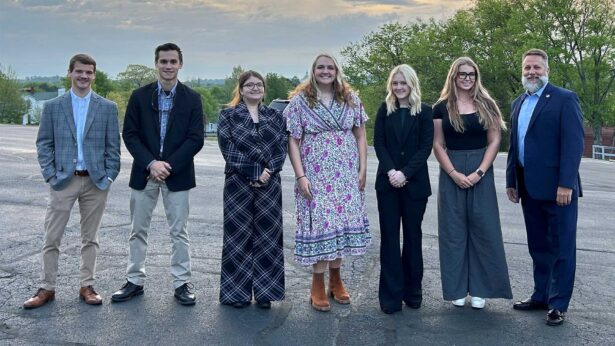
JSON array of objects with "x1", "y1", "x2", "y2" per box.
[
  {"x1": 24, "y1": 53, "x2": 121, "y2": 308},
  {"x1": 506, "y1": 49, "x2": 584, "y2": 326},
  {"x1": 111, "y1": 43, "x2": 204, "y2": 305}
]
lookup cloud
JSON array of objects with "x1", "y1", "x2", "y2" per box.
[{"x1": 0, "y1": 0, "x2": 470, "y2": 78}]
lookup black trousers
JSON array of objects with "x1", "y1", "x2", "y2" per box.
[{"x1": 377, "y1": 189, "x2": 427, "y2": 309}]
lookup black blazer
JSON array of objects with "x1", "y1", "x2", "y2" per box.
[
  {"x1": 122, "y1": 81, "x2": 204, "y2": 191},
  {"x1": 373, "y1": 102, "x2": 433, "y2": 199}
]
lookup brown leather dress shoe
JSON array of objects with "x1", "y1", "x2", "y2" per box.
[
  {"x1": 79, "y1": 286, "x2": 103, "y2": 305},
  {"x1": 23, "y1": 288, "x2": 55, "y2": 309}
]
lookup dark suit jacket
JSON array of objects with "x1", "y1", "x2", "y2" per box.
[
  {"x1": 36, "y1": 92, "x2": 121, "y2": 191},
  {"x1": 217, "y1": 102, "x2": 288, "y2": 181},
  {"x1": 506, "y1": 83, "x2": 584, "y2": 200},
  {"x1": 373, "y1": 102, "x2": 433, "y2": 199},
  {"x1": 122, "y1": 81, "x2": 204, "y2": 191}
]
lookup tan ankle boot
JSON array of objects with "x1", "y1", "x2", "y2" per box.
[
  {"x1": 328, "y1": 267, "x2": 350, "y2": 304},
  {"x1": 310, "y1": 273, "x2": 331, "y2": 312}
]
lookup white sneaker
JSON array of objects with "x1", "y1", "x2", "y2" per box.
[
  {"x1": 452, "y1": 298, "x2": 466, "y2": 307},
  {"x1": 471, "y1": 297, "x2": 485, "y2": 309}
]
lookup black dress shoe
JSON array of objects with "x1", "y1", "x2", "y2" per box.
[
  {"x1": 381, "y1": 306, "x2": 402, "y2": 314},
  {"x1": 404, "y1": 300, "x2": 421, "y2": 309},
  {"x1": 174, "y1": 283, "x2": 196, "y2": 305},
  {"x1": 546, "y1": 309, "x2": 565, "y2": 326},
  {"x1": 513, "y1": 297, "x2": 549, "y2": 311},
  {"x1": 111, "y1": 281, "x2": 144, "y2": 302},
  {"x1": 256, "y1": 300, "x2": 271, "y2": 309},
  {"x1": 233, "y1": 301, "x2": 251, "y2": 308}
]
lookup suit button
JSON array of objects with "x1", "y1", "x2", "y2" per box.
[
  {"x1": 73, "y1": 159, "x2": 77, "y2": 163},
  {"x1": 401, "y1": 151, "x2": 405, "y2": 156}
]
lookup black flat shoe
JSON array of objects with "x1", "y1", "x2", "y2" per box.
[
  {"x1": 233, "y1": 301, "x2": 251, "y2": 308},
  {"x1": 111, "y1": 281, "x2": 144, "y2": 302},
  {"x1": 513, "y1": 297, "x2": 549, "y2": 311},
  {"x1": 256, "y1": 300, "x2": 271, "y2": 309},
  {"x1": 546, "y1": 309, "x2": 565, "y2": 326},
  {"x1": 404, "y1": 300, "x2": 421, "y2": 309},
  {"x1": 381, "y1": 306, "x2": 401, "y2": 314},
  {"x1": 174, "y1": 283, "x2": 196, "y2": 305}
]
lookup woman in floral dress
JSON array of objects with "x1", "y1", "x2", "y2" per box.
[{"x1": 283, "y1": 53, "x2": 371, "y2": 312}]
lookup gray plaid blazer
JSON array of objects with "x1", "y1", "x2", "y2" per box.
[{"x1": 36, "y1": 91, "x2": 121, "y2": 191}]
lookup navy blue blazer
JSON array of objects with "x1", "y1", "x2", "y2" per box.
[
  {"x1": 506, "y1": 83, "x2": 584, "y2": 200},
  {"x1": 373, "y1": 102, "x2": 433, "y2": 199},
  {"x1": 122, "y1": 81, "x2": 205, "y2": 191}
]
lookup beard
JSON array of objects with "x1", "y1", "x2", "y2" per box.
[{"x1": 522, "y1": 75, "x2": 548, "y2": 94}]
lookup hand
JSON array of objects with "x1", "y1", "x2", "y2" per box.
[
  {"x1": 467, "y1": 172, "x2": 482, "y2": 185},
  {"x1": 297, "y1": 176, "x2": 313, "y2": 200},
  {"x1": 150, "y1": 161, "x2": 172, "y2": 182},
  {"x1": 389, "y1": 170, "x2": 407, "y2": 188},
  {"x1": 556, "y1": 186, "x2": 573, "y2": 206},
  {"x1": 506, "y1": 187, "x2": 519, "y2": 203},
  {"x1": 358, "y1": 169, "x2": 366, "y2": 191},
  {"x1": 450, "y1": 171, "x2": 474, "y2": 189},
  {"x1": 258, "y1": 168, "x2": 271, "y2": 184}
]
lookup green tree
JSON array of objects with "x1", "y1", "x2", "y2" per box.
[
  {"x1": 106, "y1": 90, "x2": 132, "y2": 124},
  {"x1": 117, "y1": 64, "x2": 158, "y2": 90},
  {"x1": 92, "y1": 70, "x2": 115, "y2": 97},
  {"x1": 0, "y1": 65, "x2": 29, "y2": 124},
  {"x1": 193, "y1": 86, "x2": 220, "y2": 124},
  {"x1": 526, "y1": 0, "x2": 615, "y2": 144},
  {"x1": 264, "y1": 73, "x2": 296, "y2": 103}
]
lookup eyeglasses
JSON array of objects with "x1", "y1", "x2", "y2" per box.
[
  {"x1": 243, "y1": 82, "x2": 264, "y2": 89},
  {"x1": 151, "y1": 89, "x2": 175, "y2": 112},
  {"x1": 457, "y1": 72, "x2": 476, "y2": 80}
]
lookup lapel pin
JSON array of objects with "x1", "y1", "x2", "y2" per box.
[{"x1": 546, "y1": 94, "x2": 550, "y2": 98}]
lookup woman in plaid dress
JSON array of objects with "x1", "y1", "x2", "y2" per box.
[{"x1": 217, "y1": 71, "x2": 288, "y2": 309}]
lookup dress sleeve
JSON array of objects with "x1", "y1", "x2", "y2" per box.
[
  {"x1": 351, "y1": 92, "x2": 369, "y2": 127},
  {"x1": 283, "y1": 95, "x2": 304, "y2": 139}
]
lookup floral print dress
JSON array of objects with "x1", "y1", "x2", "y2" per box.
[{"x1": 284, "y1": 92, "x2": 371, "y2": 266}]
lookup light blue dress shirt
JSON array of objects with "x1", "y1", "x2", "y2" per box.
[
  {"x1": 517, "y1": 83, "x2": 547, "y2": 166},
  {"x1": 70, "y1": 89, "x2": 92, "y2": 170}
]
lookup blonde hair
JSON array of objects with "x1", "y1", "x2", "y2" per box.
[
  {"x1": 289, "y1": 53, "x2": 355, "y2": 108},
  {"x1": 385, "y1": 64, "x2": 422, "y2": 116},
  {"x1": 436, "y1": 57, "x2": 506, "y2": 132},
  {"x1": 226, "y1": 70, "x2": 266, "y2": 107}
]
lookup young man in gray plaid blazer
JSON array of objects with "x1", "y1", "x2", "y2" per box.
[{"x1": 24, "y1": 54, "x2": 121, "y2": 309}]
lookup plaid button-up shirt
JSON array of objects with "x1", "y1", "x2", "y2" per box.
[{"x1": 157, "y1": 81, "x2": 177, "y2": 155}]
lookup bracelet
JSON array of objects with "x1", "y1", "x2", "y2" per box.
[
  {"x1": 296, "y1": 175, "x2": 306, "y2": 181},
  {"x1": 447, "y1": 168, "x2": 456, "y2": 175}
]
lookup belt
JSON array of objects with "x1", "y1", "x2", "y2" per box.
[{"x1": 74, "y1": 170, "x2": 89, "y2": 176}]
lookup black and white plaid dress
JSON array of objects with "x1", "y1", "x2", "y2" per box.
[{"x1": 217, "y1": 102, "x2": 288, "y2": 304}]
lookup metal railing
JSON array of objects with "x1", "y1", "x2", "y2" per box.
[{"x1": 592, "y1": 145, "x2": 615, "y2": 160}]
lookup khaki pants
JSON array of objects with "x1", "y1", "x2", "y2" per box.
[
  {"x1": 126, "y1": 180, "x2": 191, "y2": 289},
  {"x1": 41, "y1": 176, "x2": 110, "y2": 290}
]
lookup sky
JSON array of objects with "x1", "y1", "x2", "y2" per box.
[{"x1": 0, "y1": 0, "x2": 470, "y2": 80}]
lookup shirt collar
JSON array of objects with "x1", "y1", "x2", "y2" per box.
[
  {"x1": 69, "y1": 88, "x2": 92, "y2": 101},
  {"x1": 157, "y1": 80, "x2": 178, "y2": 96},
  {"x1": 525, "y1": 82, "x2": 548, "y2": 98}
]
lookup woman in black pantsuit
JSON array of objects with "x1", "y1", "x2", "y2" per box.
[
  {"x1": 373, "y1": 64, "x2": 433, "y2": 314},
  {"x1": 218, "y1": 70, "x2": 288, "y2": 309}
]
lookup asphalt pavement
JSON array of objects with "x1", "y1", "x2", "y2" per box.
[{"x1": 0, "y1": 124, "x2": 614, "y2": 345}]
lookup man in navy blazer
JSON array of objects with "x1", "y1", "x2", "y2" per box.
[
  {"x1": 111, "y1": 43, "x2": 204, "y2": 305},
  {"x1": 506, "y1": 49, "x2": 584, "y2": 326},
  {"x1": 25, "y1": 53, "x2": 121, "y2": 309}
]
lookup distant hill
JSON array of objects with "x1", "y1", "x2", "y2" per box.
[{"x1": 20, "y1": 76, "x2": 63, "y2": 84}]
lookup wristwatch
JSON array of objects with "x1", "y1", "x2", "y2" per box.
[{"x1": 475, "y1": 169, "x2": 484, "y2": 177}]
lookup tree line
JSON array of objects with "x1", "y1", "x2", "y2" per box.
[
  {"x1": 1, "y1": 0, "x2": 613, "y2": 146},
  {"x1": 341, "y1": 0, "x2": 615, "y2": 146}
]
